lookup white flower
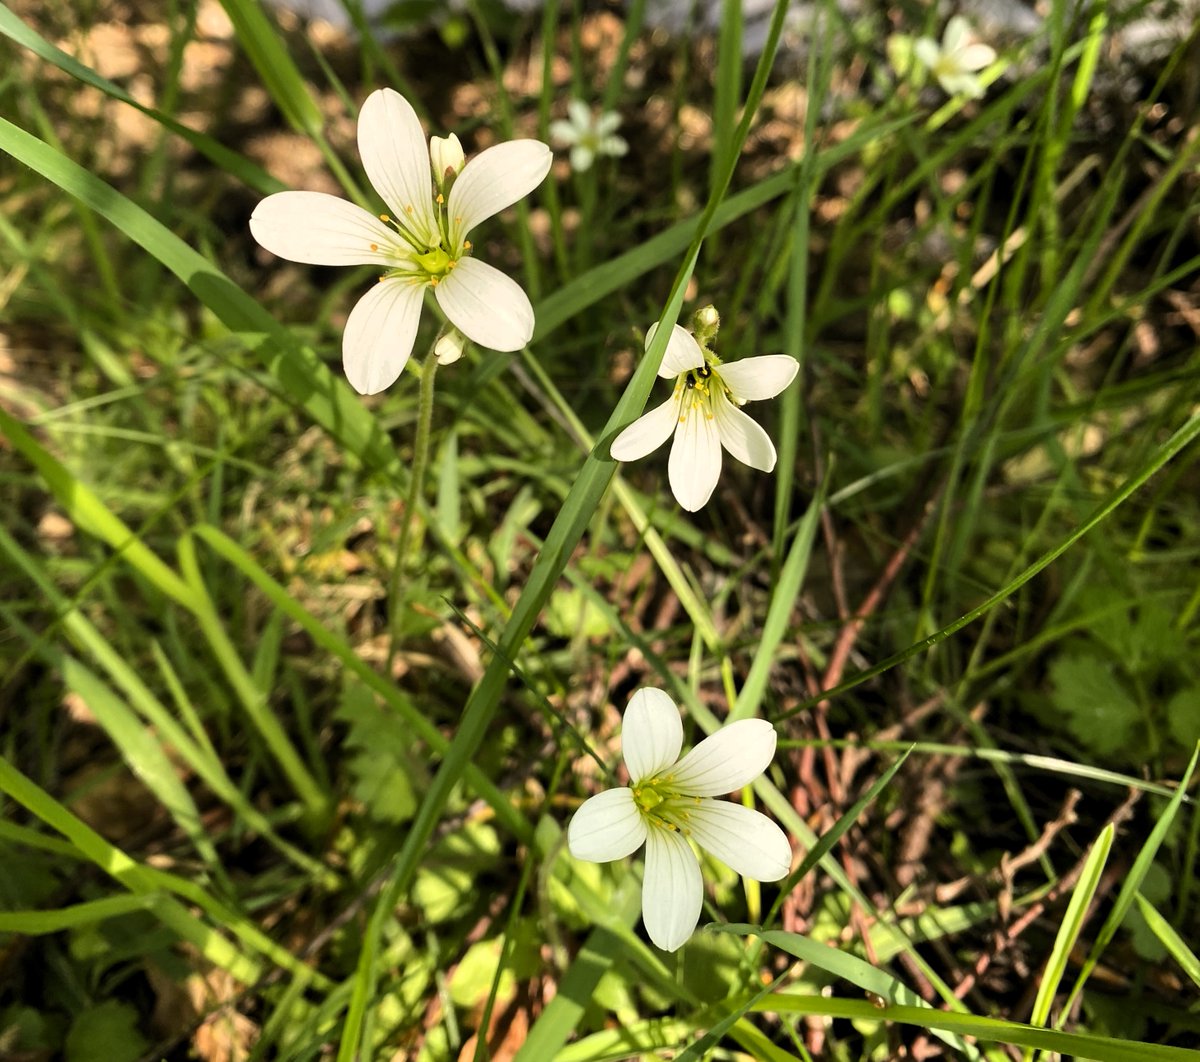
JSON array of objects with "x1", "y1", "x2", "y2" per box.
[
  {"x1": 914, "y1": 16, "x2": 997, "y2": 99},
  {"x1": 567, "y1": 689, "x2": 791, "y2": 952},
  {"x1": 549, "y1": 99, "x2": 629, "y2": 173},
  {"x1": 250, "y1": 88, "x2": 552, "y2": 394},
  {"x1": 609, "y1": 322, "x2": 799, "y2": 512}
]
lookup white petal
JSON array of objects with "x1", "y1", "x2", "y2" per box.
[
  {"x1": 717, "y1": 355, "x2": 799, "y2": 402},
  {"x1": 641, "y1": 826, "x2": 703, "y2": 952},
  {"x1": 646, "y1": 322, "x2": 706, "y2": 379},
  {"x1": 940, "y1": 73, "x2": 985, "y2": 98},
  {"x1": 599, "y1": 135, "x2": 629, "y2": 157},
  {"x1": 667, "y1": 400, "x2": 722, "y2": 512},
  {"x1": 686, "y1": 800, "x2": 792, "y2": 881},
  {"x1": 596, "y1": 112, "x2": 623, "y2": 137},
  {"x1": 448, "y1": 140, "x2": 552, "y2": 244},
  {"x1": 943, "y1": 16, "x2": 970, "y2": 55},
  {"x1": 567, "y1": 99, "x2": 592, "y2": 130},
  {"x1": 434, "y1": 257, "x2": 534, "y2": 352},
  {"x1": 567, "y1": 787, "x2": 647, "y2": 863},
  {"x1": 959, "y1": 43, "x2": 997, "y2": 71},
  {"x1": 712, "y1": 392, "x2": 777, "y2": 472},
  {"x1": 913, "y1": 37, "x2": 940, "y2": 71},
  {"x1": 622, "y1": 688, "x2": 683, "y2": 783},
  {"x1": 610, "y1": 392, "x2": 681, "y2": 462},
  {"x1": 570, "y1": 144, "x2": 595, "y2": 173},
  {"x1": 358, "y1": 88, "x2": 438, "y2": 247},
  {"x1": 250, "y1": 191, "x2": 403, "y2": 266},
  {"x1": 548, "y1": 120, "x2": 579, "y2": 146},
  {"x1": 670, "y1": 719, "x2": 777, "y2": 796},
  {"x1": 342, "y1": 279, "x2": 424, "y2": 395}
]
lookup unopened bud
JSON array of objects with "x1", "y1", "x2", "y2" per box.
[
  {"x1": 434, "y1": 328, "x2": 466, "y2": 365},
  {"x1": 692, "y1": 304, "x2": 720, "y2": 343},
  {"x1": 430, "y1": 134, "x2": 465, "y2": 191}
]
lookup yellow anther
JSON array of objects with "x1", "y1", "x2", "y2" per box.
[
  {"x1": 379, "y1": 214, "x2": 390, "y2": 222},
  {"x1": 405, "y1": 205, "x2": 414, "y2": 214},
  {"x1": 436, "y1": 193, "x2": 445, "y2": 204},
  {"x1": 370, "y1": 243, "x2": 378, "y2": 251},
  {"x1": 430, "y1": 277, "x2": 439, "y2": 286},
  {"x1": 463, "y1": 240, "x2": 472, "y2": 250}
]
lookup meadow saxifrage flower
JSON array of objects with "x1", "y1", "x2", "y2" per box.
[
  {"x1": 567, "y1": 688, "x2": 791, "y2": 952},
  {"x1": 549, "y1": 99, "x2": 629, "y2": 173},
  {"x1": 914, "y1": 16, "x2": 997, "y2": 99},
  {"x1": 610, "y1": 310, "x2": 799, "y2": 511},
  {"x1": 250, "y1": 88, "x2": 552, "y2": 394}
]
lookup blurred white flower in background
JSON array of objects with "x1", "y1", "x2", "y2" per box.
[
  {"x1": 549, "y1": 100, "x2": 629, "y2": 172},
  {"x1": 567, "y1": 688, "x2": 791, "y2": 952},
  {"x1": 914, "y1": 16, "x2": 997, "y2": 99},
  {"x1": 250, "y1": 88, "x2": 550, "y2": 394}
]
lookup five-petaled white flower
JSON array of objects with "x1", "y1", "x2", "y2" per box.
[
  {"x1": 610, "y1": 314, "x2": 799, "y2": 512},
  {"x1": 914, "y1": 16, "x2": 997, "y2": 99},
  {"x1": 549, "y1": 100, "x2": 629, "y2": 173},
  {"x1": 250, "y1": 88, "x2": 552, "y2": 394},
  {"x1": 567, "y1": 688, "x2": 791, "y2": 952}
]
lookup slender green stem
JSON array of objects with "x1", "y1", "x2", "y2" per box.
[{"x1": 387, "y1": 353, "x2": 440, "y2": 671}]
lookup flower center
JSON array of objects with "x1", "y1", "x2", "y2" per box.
[
  {"x1": 674, "y1": 359, "x2": 737, "y2": 422},
  {"x1": 631, "y1": 776, "x2": 700, "y2": 835}
]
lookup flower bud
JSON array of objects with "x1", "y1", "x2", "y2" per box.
[
  {"x1": 434, "y1": 328, "x2": 466, "y2": 365},
  {"x1": 430, "y1": 134, "x2": 465, "y2": 191},
  {"x1": 692, "y1": 304, "x2": 720, "y2": 343}
]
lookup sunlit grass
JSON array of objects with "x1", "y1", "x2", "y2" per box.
[{"x1": 1, "y1": 0, "x2": 1198, "y2": 1058}]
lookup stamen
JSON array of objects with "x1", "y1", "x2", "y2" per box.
[
  {"x1": 405, "y1": 205, "x2": 414, "y2": 215},
  {"x1": 463, "y1": 240, "x2": 472, "y2": 251},
  {"x1": 370, "y1": 243, "x2": 378, "y2": 251},
  {"x1": 379, "y1": 214, "x2": 390, "y2": 222},
  {"x1": 436, "y1": 193, "x2": 445, "y2": 204}
]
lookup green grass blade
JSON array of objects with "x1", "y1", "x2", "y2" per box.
[
  {"x1": 760, "y1": 995, "x2": 1198, "y2": 1061},
  {"x1": 1027, "y1": 821, "x2": 1114, "y2": 1036},
  {"x1": 717, "y1": 924, "x2": 979, "y2": 1058},
  {"x1": 731, "y1": 484, "x2": 824, "y2": 721},
  {"x1": 0, "y1": 895, "x2": 156, "y2": 934},
  {"x1": 1133, "y1": 891, "x2": 1200, "y2": 991},
  {"x1": 766, "y1": 748, "x2": 912, "y2": 928},
  {"x1": 217, "y1": 0, "x2": 324, "y2": 137},
  {"x1": 1058, "y1": 744, "x2": 1200, "y2": 1022}
]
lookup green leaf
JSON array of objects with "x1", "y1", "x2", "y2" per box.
[
  {"x1": 1048, "y1": 653, "x2": 1138, "y2": 756},
  {"x1": 1166, "y1": 687, "x2": 1200, "y2": 751},
  {"x1": 337, "y1": 680, "x2": 423, "y2": 824},
  {"x1": 65, "y1": 1001, "x2": 147, "y2": 1062}
]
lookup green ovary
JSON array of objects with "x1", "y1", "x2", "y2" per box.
[{"x1": 415, "y1": 246, "x2": 455, "y2": 280}]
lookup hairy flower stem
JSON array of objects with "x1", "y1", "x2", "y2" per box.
[{"x1": 387, "y1": 353, "x2": 439, "y2": 671}]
